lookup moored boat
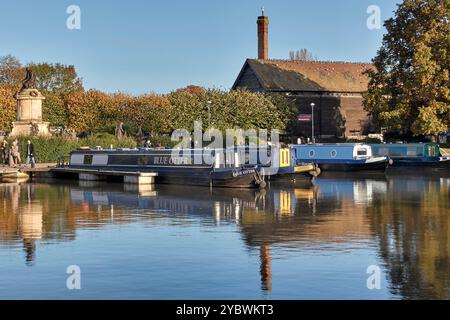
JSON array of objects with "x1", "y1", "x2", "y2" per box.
[
  {"x1": 371, "y1": 143, "x2": 450, "y2": 169},
  {"x1": 64, "y1": 148, "x2": 265, "y2": 188},
  {"x1": 291, "y1": 143, "x2": 390, "y2": 172},
  {"x1": 237, "y1": 146, "x2": 320, "y2": 182}
]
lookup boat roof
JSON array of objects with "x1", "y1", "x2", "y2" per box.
[
  {"x1": 70, "y1": 147, "x2": 271, "y2": 154},
  {"x1": 371, "y1": 143, "x2": 437, "y2": 147},
  {"x1": 292, "y1": 143, "x2": 367, "y2": 147}
]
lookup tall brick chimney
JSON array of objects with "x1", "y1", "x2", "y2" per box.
[{"x1": 257, "y1": 9, "x2": 269, "y2": 61}]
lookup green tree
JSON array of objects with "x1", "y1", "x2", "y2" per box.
[
  {"x1": 27, "y1": 62, "x2": 84, "y2": 127},
  {"x1": 0, "y1": 55, "x2": 23, "y2": 85},
  {"x1": 28, "y1": 62, "x2": 83, "y2": 94},
  {"x1": 363, "y1": 0, "x2": 450, "y2": 136}
]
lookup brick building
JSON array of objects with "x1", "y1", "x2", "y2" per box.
[{"x1": 232, "y1": 12, "x2": 374, "y2": 141}]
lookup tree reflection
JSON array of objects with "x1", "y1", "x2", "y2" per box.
[{"x1": 366, "y1": 177, "x2": 450, "y2": 299}]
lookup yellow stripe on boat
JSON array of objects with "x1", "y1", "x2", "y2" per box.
[
  {"x1": 294, "y1": 164, "x2": 315, "y2": 173},
  {"x1": 279, "y1": 148, "x2": 291, "y2": 168}
]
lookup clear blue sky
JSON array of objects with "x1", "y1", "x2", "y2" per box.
[{"x1": 0, "y1": 0, "x2": 400, "y2": 94}]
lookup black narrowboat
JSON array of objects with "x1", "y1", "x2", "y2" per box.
[{"x1": 66, "y1": 148, "x2": 265, "y2": 188}]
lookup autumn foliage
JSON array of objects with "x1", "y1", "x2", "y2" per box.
[
  {"x1": 1, "y1": 86, "x2": 294, "y2": 135},
  {"x1": 0, "y1": 84, "x2": 19, "y2": 131},
  {"x1": 0, "y1": 56, "x2": 294, "y2": 136}
]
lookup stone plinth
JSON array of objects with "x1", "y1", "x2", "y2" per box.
[
  {"x1": 10, "y1": 121, "x2": 51, "y2": 137},
  {"x1": 10, "y1": 88, "x2": 51, "y2": 137}
]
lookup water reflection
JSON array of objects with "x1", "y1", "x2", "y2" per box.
[
  {"x1": 365, "y1": 177, "x2": 450, "y2": 299},
  {"x1": 0, "y1": 175, "x2": 449, "y2": 299}
]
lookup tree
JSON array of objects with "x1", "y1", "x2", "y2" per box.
[
  {"x1": 27, "y1": 62, "x2": 84, "y2": 127},
  {"x1": 28, "y1": 62, "x2": 83, "y2": 94},
  {"x1": 119, "y1": 93, "x2": 172, "y2": 134},
  {"x1": 0, "y1": 85, "x2": 17, "y2": 130},
  {"x1": 363, "y1": 0, "x2": 450, "y2": 136},
  {"x1": 176, "y1": 85, "x2": 205, "y2": 95},
  {"x1": 0, "y1": 55, "x2": 23, "y2": 85},
  {"x1": 289, "y1": 49, "x2": 316, "y2": 61}
]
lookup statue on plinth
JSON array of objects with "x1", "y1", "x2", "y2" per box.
[
  {"x1": 9, "y1": 68, "x2": 51, "y2": 137},
  {"x1": 21, "y1": 68, "x2": 36, "y2": 90}
]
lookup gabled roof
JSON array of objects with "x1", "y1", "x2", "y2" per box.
[{"x1": 233, "y1": 59, "x2": 374, "y2": 93}]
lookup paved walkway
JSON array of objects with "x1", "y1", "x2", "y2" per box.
[{"x1": 0, "y1": 163, "x2": 56, "y2": 173}]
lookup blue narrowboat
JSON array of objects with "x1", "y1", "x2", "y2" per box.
[
  {"x1": 371, "y1": 143, "x2": 450, "y2": 168},
  {"x1": 291, "y1": 143, "x2": 390, "y2": 172},
  {"x1": 64, "y1": 148, "x2": 265, "y2": 188}
]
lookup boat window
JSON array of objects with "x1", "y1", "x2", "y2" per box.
[
  {"x1": 308, "y1": 150, "x2": 315, "y2": 158},
  {"x1": 357, "y1": 149, "x2": 367, "y2": 156},
  {"x1": 83, "y1": 155, "x2": 93, "y2": 165},
  {"x1": 406, "y1": 147, "x2": 424, "y2": 157},
  {"x1": 108, "y1": 155, "x2": 139, "y2": 165},
  {"x1": 330, "y1": 150, "x2": 337, "y2": 158},
  {"x1": 407, "y1": 147, "x2": 417, "y2": 156},
  {"x1": 429, "y1": 146, "x2": 436, "y2": 156}
]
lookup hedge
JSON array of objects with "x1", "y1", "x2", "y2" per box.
[{"x1": 5, "y1": 134, "x2": 136, "y2": 163}]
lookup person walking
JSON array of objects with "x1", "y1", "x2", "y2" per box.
[
  {"x1": 11, "y1": 139, "x2": 21, "y2": 167},
  {"x1": 26, "y1": 140, "x2": 36, "y2": 168},
  {"x1": 1, "y1": 140, "x2": 8, "y2": 165}
]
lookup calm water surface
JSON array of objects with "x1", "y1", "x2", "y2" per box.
[{"x1": 0, "y1": 174, "x2": 449, "y2": 299}]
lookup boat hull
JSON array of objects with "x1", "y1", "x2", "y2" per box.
[
  {"x1": 388, "y1": 157, "x2": 450, "y2": 168},
  {"x1": 386, "y1": 158, "x2": 450, "y2": 177},
  {"x1": 257, "y1": 164, "x2": 318, "y2": 183},
  {"x1": 310, "y1": 157, "x2": 389, "y2": 172},
  {"x1": 67, "y1": 165, "x2": 260, "y2": 188}
]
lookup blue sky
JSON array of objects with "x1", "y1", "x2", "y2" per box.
[{"x1": 0, "y1": 0, "x2": 400, "y2": 94}]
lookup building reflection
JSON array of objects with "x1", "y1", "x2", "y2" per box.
[
  {"x1": 0, "y1": 176, "x2": 449, "y2": 298},
  {"x1": 259, "y1": 243, "x2": 272, "y2": 292}
]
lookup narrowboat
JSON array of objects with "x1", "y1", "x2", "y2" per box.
[
  {"x1": 236, "y1": 146, "x2": 320, "y2": 182},
  {"x1": 371, "y1": 143, "x2": 450, "y2": 168},
  {"x1": 291, "y1": 143, "x2": 390, "y2": 172},
  {"x1": 64, "y1": 148, "x2": 265, "y2": 188}
]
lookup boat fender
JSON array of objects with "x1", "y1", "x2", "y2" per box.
[
  {"x1": 388, "y1": 159, "x2": 394, "y2": 165},
  {"x1": 258, "y1": 180, "x2": 267, "y2": 189},
  {"x1": 309, "y1": 167, "x2": 321, "y2": 177},
  {"x1": 253, "y1": 170, "x2": 266, "y2": 189}
]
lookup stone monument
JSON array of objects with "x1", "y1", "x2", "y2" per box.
[{"x1": 9, "y1": 68, "x2": 50, "y2": 137}]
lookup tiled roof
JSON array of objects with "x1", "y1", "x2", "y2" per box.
[{"x1": 242, "y1": 59, "x2": 373, "y2": 93}]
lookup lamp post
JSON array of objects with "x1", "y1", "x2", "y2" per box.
[
  {"x1": 310, "y1": 102, "x2": 316, "y2": 143},
  {"x1": 206, "y1": 100, "x2": 212, "y2": 128}
]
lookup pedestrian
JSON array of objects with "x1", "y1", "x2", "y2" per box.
[
  {"x1": 143, "y1": 139, "x2": 152, "y2": 148},
  {"x1": 26, "y1": 140, "x2": 36, "y2": 168},
  {"x1": 11, "y1": 139, "x2": 21, "y2": 167},
  {"x1": 8, "y1": 145, "x2": 14, "y2": 167},
  {"x1": 1, "y1": 140, "x2": 8, "y2": 165}
]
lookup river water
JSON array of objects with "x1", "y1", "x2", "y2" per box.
[{"x1": 0, "y1": 174, "x2": 449, "y2": 300}]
